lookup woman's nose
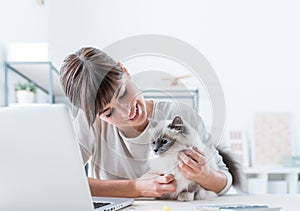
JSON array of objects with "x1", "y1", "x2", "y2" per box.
[{"x1": 117, "y1": 100, "x2": 136, "y2": 118}]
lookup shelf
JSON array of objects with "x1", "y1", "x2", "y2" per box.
[
  {"x1": 245, "y1": 167, "x2": 300, "y2": 174},
  {"x1": 244, "y1": 167, "x2": 300, "y2": 194},
  {"x1": 4, "y1": 61, "x2": 63, "y2": 106},
  {"x1": 142, "y1": 88, "x2": 199, "y2": 113}
]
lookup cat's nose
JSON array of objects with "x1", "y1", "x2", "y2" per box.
[{"x1": 154, "y1": 149, "x2": 158, "y2": 153}]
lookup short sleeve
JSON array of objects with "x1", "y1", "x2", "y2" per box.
[
  {"x1": 72, "y1": 109, "x2": 96, "y2": 165},
  {"x1": 211, "y1": 147, "x2": 233, "y2": 195}
]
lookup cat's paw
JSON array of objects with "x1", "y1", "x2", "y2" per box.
[{"x1": 177, "y1": 191, "x2": 194, "y2": 202}]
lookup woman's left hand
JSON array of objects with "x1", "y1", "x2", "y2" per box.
[{"x1": 178, "y1": 146, "x2": 213, "y2": 184}]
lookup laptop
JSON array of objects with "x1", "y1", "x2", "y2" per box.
[{"x1": 0, "y1": 104, "x2": 134, "y2": 211}]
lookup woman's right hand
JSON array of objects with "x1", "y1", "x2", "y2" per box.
[{"x1": 134, "y1": 171, "x2": 176, "y2": 197}]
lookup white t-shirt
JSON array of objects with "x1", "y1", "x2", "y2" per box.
[{"x1": 73, "y1": 101, "x2": 232, "y2": 195}]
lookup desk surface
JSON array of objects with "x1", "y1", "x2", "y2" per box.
[{"x1": 123, "y1": 194, "x2": 300, "y2": 211}]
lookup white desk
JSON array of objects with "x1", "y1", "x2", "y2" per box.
[{"x1": 123, "y1": 194, "x2": 300, "y2": 211}]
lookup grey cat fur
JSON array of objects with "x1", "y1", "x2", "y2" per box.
[{"x1": 149, "y1": 116, "x2": 245, "y2": 201}]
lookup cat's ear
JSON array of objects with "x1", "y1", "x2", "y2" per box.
[
  {"x1": 168, "y1": 116, "x2": 184, "y2": 132},
  {"x1": 172, "y1": 116, "x2": 183, "y2": 125}
]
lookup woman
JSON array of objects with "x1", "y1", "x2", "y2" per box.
[{"x1": 60, "y1": 47, "x2": 232, "y2": 198}]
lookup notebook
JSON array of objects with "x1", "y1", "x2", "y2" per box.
[
  {"x1": 0, "y1": 104, "x2": 134, "y2": 211},
  {"x1": 197, "y1": 204, "x2": 281, "y2": 211}
]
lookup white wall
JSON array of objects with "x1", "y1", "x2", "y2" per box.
[
  {"x1": 1, "y1": 0, "x2": 299, "y2": 154},
  {"x1": 0, "y1": 0, "x2": 48, "y2": 105},
  {"x1": 48, "y1": 0, "x2": 300, "y2": 154}
]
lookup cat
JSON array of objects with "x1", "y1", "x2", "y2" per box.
[{"x1": 149, "y1": 116, "x2": 243, "y2": 201}]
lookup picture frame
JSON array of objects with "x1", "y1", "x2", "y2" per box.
[
  {"x1": 226, "y1": 129, "x2": 250, "y2": 167},
  {"x1": 251, "y1": 112, "x2": 293, "y2": 167}
]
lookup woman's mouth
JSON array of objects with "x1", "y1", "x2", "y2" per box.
[{"x1": 129, "y1": 104, "x2": 139, "y2": 122}]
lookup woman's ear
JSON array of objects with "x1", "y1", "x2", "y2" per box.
[{"x1": 119, "y1": 63, "x2": 130, "y2": 75}]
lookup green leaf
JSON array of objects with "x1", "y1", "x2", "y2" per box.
[{"x1": 15, "y1": 82, "x2": 37, "y2": 94}]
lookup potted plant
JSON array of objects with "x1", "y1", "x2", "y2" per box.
[{"x1": 15, "y1": 82, "x2": 37, "y2": 104}]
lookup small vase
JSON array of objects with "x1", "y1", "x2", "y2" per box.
[{"x1": 16, "y1": 90, "x2": 35, "y2": 104}]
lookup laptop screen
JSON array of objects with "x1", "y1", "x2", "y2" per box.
[{"x1": 0, "y1": 104, "x2": 132, "y2": 211}]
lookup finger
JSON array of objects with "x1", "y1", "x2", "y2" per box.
[
  {"x1": 192, "y1": 146, "x2": 204, "y2": 155},
  {"x1": 139, "y1": 171, "x2": 162, "y2": 180},
  {"x1": 156, "y1": 174, "x2": 175, "y2": 184},
  {"x1": 185, "y1": 149, "x2": 206, "y2": 165},
  {"x1": 185, "y1": 149, "x2": 200, "y2": 161},
  {"x1": 164, "y1": 174, "x2": 175, "y2": 183},
  {"x1": 178, "y1": 157, "x2": 191, "y2": 171},
  {"x1": 147, "y1": 170, "x2": 162, "y2": 175},
  {"x1": 159, "y1": 180, "x2": 177, "y2": 193},
  {"x1": 178, "y1": 151, "x2": 198, "y2": 169},
  {"x1": 178, "y1": 159, "x2": 194, "y2": 179}
]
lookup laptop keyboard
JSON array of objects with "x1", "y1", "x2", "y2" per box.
[{"x1": 93, "y1": 202, "x2": 111, "y2": 209}]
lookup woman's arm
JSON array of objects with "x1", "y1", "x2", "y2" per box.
[
  {"x1": 88, "y1": 172, "x2": 176, "y2": 198},
  {"x1": 178, "y1": 147, "x2": 228, "y2": 194}
]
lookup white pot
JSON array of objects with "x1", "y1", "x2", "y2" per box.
[{"x1": 16, "y1": 90, "x2": 35, "y2": 104}]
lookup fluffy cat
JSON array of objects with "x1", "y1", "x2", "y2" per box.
[{"x1": 149, "y1": 116, "x2": 243, "y2": 201}]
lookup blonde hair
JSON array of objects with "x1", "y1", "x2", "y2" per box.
[{"x1": 60, "y1": 47, "x2": 124, "y2": 125}]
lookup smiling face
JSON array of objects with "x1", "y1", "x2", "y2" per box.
[{"x1": 98, "y1": 73, "x2": 149, "y2": 132}]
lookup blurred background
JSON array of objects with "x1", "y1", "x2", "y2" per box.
[{"x1": 1, "y1": 0, "x2": 300, "y2": 194}]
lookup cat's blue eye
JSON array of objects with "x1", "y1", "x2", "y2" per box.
[{"x1": 162, "y1": 139, "x2": 168, "y2": 144}]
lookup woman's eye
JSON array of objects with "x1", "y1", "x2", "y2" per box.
[
  {"x1": 119, "y1": 89, "x2": 127, "y2": 99},
  {"x1": 105, "y1": 108, "x2": 114, "y2": 118}
]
